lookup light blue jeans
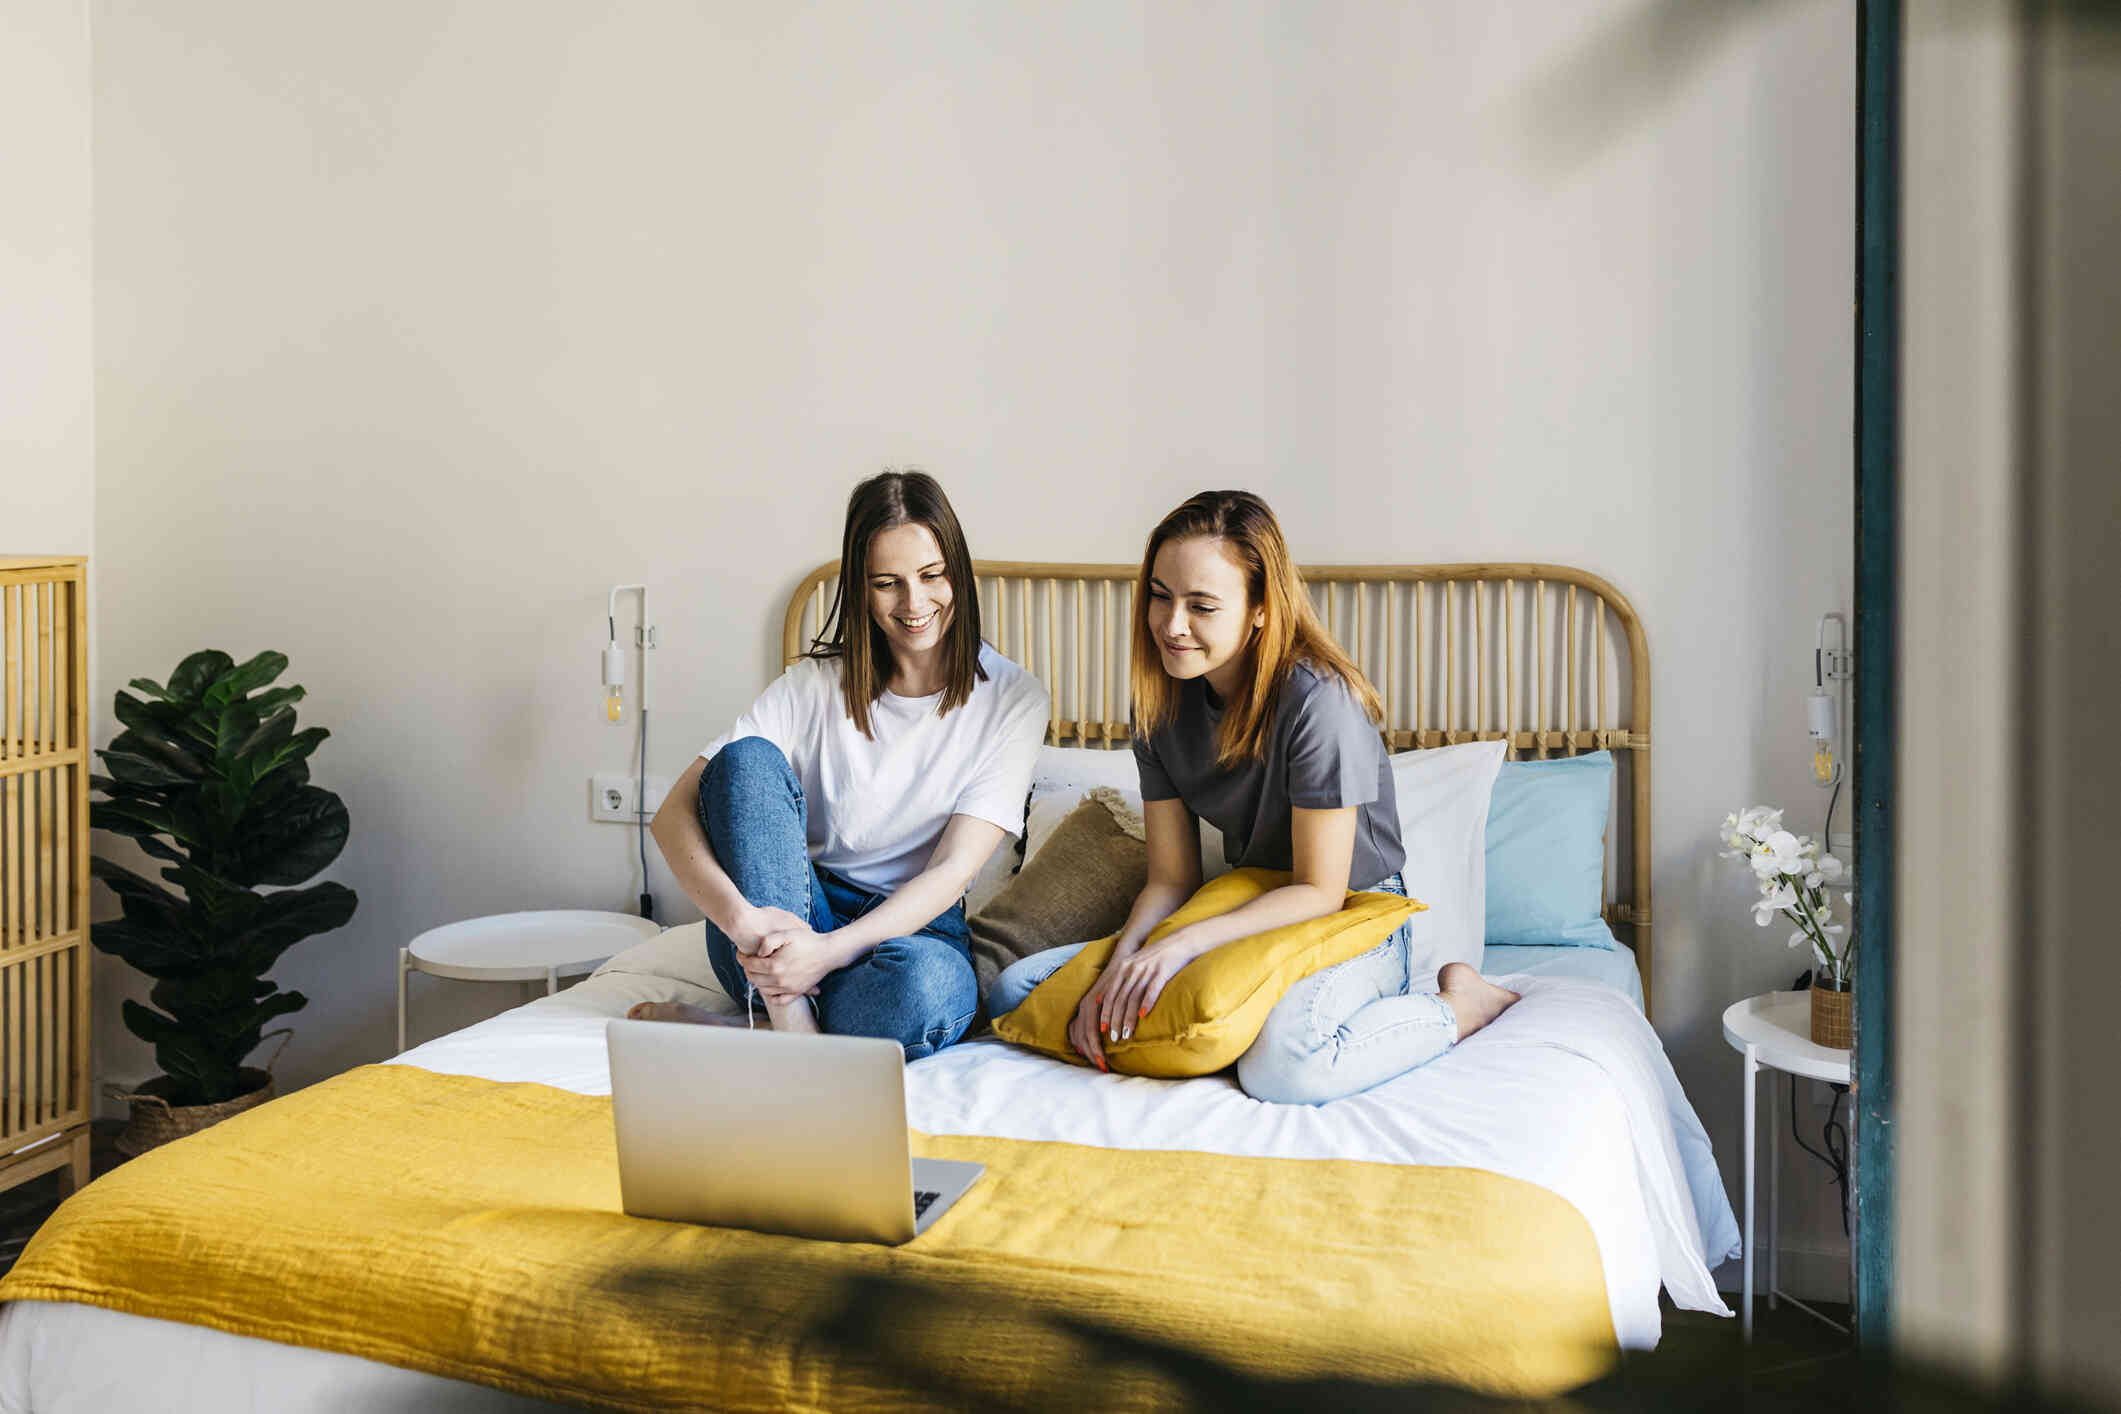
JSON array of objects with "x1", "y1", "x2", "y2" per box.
[
  {"x1": 987, "y1": 874, "x2": 1458, "y2": 1104},
  {"x1": 698, "y1": 736, "x2": 978, "y2": 1059}
]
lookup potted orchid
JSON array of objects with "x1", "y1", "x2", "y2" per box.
[{"x1": 1720, "y1": 806, "x2": 1854, "y2": 1047}]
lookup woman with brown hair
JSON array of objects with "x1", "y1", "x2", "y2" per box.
[
  {"x1": 630, "y1": 470, "x2": 1049, "y2": 1057},
  {"x1": 989, "y1": 490, "x2": 1518, "y2": 1101}
]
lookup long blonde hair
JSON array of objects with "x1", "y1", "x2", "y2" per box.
[{"x1": 1130, "y1": 490, "x2": 1382, "y2": 767}]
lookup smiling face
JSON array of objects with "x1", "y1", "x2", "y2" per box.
[
  {"x1": 1145, "y1": 535, "x2": 1265, "y2": 697},
  {"x1": 865, "y1": 520, "x2": 956, "y2": 679}
]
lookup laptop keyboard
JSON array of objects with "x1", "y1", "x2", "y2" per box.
[{"x1": 913, "y1": 1190, "x2": 942, "y2": 1219}]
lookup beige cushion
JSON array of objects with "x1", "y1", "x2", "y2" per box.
[
  {"x1": 968, "y1": 788, "x2": 1147, "y2": 1001},
  {"x1": 590, "y1": 922, "x2": 741, "y2": 1013}
]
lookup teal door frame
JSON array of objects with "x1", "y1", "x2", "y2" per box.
[{"x1": 1851, "y1": 0, "x2": 1899, "y2": 1354}]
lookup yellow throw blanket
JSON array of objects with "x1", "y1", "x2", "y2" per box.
[{"x1": 1, "y1": 1065, "x2": 1613, "y2": 1410}]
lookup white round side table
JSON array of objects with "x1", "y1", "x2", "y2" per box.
[
  {"x1": 1721, "y1": 990, "x2": 1853, "y2": 1342},
  {"x1": 397, "y1": 910, "x2": 663, "y2": 1053}
]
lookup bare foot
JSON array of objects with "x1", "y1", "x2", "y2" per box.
[
  {"x1": 1437, "y1": 962, "x2": 1520, "y2": 1041},
  {"x1": 625, "y1": 1001, "x2": 747, "y2": 1027}
]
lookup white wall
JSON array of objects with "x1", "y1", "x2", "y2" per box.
[
  {"x1": 1, "y1": 0, "x2": 94, "y2": 554},
  {"x1": 89, "y1": 1, "x2": 1854, "y2": 1293}
]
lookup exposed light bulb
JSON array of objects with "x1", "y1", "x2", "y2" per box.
[
  {"x1": 602, "y1": 640, "x2": 626, "y2": 722},
  {"x1": 1806, "y1": 690, "x2": 1839, "y2": 786}
]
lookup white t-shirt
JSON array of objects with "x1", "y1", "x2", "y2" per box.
[{"x1": 700, "y1": 643, "x2": 1051, "y2": 894}]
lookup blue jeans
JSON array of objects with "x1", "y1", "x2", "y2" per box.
[
  {"x1": 987, "y1": 874, "x2": 1457, "y2": 1104},
  {"x1": 699, "y1": 736, "x2": 978, "y2": 1059}
]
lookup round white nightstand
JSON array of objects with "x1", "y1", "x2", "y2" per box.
[
  {"x1": 397, "y1": 910, "x2": 663, "y2": 1054},
  {"x1": 1722, "y1": 990, "x2": 1853, "y2": 1342}
]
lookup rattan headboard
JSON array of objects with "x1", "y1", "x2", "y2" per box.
[{"x1": 782, "y1": 561, "x2": 1653, "y2": 1014}]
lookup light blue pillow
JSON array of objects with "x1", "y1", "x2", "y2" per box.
[{"x1": 1484, "y1": 751, "x2": 1619, "y2": 949}]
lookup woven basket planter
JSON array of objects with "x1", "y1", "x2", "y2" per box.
[
  {"x1": 106, "y1": 1068, "x2": 276, "y2": 1157},
  {"x1": 104, "y1": 1031, "x2": 292, "y2": 1157},
  {"x1": 1809, "y1": 980, "x2": 1853, "y2": 1050}
]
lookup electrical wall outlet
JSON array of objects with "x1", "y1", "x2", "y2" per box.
[{"x1": 590, "y1": 773, "x2": 671, "y2": 824}]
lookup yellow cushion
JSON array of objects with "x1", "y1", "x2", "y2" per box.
[{"x1": 991, "y1": 867, "x2": 1425, "y2": 1077}]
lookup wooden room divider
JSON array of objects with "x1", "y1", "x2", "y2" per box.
[{"x1": 0, "y1": 557, "x2": 91, "y2": 1198}]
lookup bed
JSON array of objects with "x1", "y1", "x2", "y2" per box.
[{"x1": 0, "y1": 562, "x2": 1739, "y2": 1413}]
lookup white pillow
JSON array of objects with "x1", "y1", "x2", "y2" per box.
[
  {"x1": 591, "y1": 921, "x2": 741, "y2": 1012},
  {"x1": 1389, "y1": 739, "x2": 1507, "y2": 976},
  {"x1": 1030, "y1": 743, "x2": 1141, "y2": 797}
]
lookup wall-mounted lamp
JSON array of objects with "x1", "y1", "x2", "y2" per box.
[
  {"x1": 1809, "y1": 612, "x2": 1852, "y2": 789},
  {"x1": 604, "y1": 584, "x2": 654, "y2": 721},
  {"x1": 606, "y1": 584, "x2": 656, "y2": 920}
]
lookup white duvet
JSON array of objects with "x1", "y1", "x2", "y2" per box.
[{"x1": 0, "y1": 964, "x2": 1739, "y2": 1414}]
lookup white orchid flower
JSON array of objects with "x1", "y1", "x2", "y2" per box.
[
  {"x1": 1750, "y1": 850, "x2": 1780, "y2": 880},
  {"x1": 1753, "y1": 882, "x2": 1798, "y2": 926},
  {"x1": 1761, "y1": 830, "x2": 1808, "y2": 876},
  {"x1": 1736, "y1": 806, "x2": 1779, "y2": 836},
  {"x1": 1787, "y1": 930, "x2": 1810, "y2": 950},
  {"x1": 1805, "y1": 871, "x2": 1824, "y2": 889},
  {"x1": 1818, "y1": 855, "x2": 1846, "y2": 883}
]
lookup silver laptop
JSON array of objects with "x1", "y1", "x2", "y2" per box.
[{"x1": 605, "y1": 1018, "x2": 983, "y2": 1244}]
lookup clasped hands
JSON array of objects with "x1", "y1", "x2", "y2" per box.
[
  {"x1": 729, "y1": 905, "x2": 844, "y2": 1006},
  {"x1": 1066, "y1": 931, "x2": 1207, "y2": 1073}
]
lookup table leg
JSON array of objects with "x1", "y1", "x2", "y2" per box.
[
  {"x1": 1769, "y1": 1070, "x2": 1780, "y2": 1310},
  {"x1": 397, "y1": 948, "x2": 410, "y2": 1056},
  {"x1": 1743, "y1": 1045, "x2": 1756, "y2": 1341},
  {"x1": 546, "y1": 966, "x2": 558, "y2": 996}
]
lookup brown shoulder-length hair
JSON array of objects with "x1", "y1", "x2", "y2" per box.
[
  {"x1": 806, "y1": 469, "x2": 986, "y2": 739},
  {"x1": 1130, "y1": 490, "x2": 1382, "y2": 768}
]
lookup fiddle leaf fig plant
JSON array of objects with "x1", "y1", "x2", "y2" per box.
[{"x1": 89, "y1": 650, "x2": 358, "y2": 1107}]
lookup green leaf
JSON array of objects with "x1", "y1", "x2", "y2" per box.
[
  {"x1": 250, "y1": 755, "x2": 310, "y2": 805},
  {"x1": 126, "y1": 677, "x2": 174, "y2": 701},
  {"x1": 245, "y1": 726, "x2": 329, "y2": 788},
  {"x1": 95, "y1": 750, "x2": 192, "y2": 789},
  {"x1": 166, "y1": 651, "x2": 235, "y2": 704},
  {"x1": 107, "y1": 725, "x2": 206, "y2": 780},
  {"x1": 197, "y1": 779, "x2": 249, "y2": 838},
  {"x1": 231, "y1": 881, "x2": 357, "y2": 970},
  {"x1": 224, "y1": 787, "x2": 349, "y2": 887},
  {"x1": 230, "y1": 707, "x2": 295, "y2": 777},
  {"x1": 246, "y1": 685, "x2": 306, "y2": 717},
  {"x1": 202, "y1": 651, "x2": 288, "y2": 710},
  {"x1": 241, "y1": 990, "x2": 307, "y2": 1033},
  {"x1": 90, "y1": 856, "x2": 185, "y2": 913},
  {"x1": 91, "y1": 917, "x2": 200, "y2": 975},
  {"x1": 149, "y1": 970, "x2": 272, "y2": 1022},
  {"x1": 92, "y1": 797, "x2": 202, "y2": 850}
]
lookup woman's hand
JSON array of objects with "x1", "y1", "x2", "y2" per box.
[
  {"x1": 1099, "y1": 934, "x2": 1204, "y2": 1041},
  {"x1": 728, "y1": 904, "x2": 811, "y2": 956},
  {"x1": 1068, "y1": 979, "x2": 1113, "y2": 1072},
  {"x1": 739, "y1": 924, "x2": 842, "y2": 1004}
]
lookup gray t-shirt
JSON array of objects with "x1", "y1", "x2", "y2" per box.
[{"x1": 1133, "y1": 661, "x2": 1404, "y2": 889}]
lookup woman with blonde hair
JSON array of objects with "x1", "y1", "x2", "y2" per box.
[
  {"x1": 990, "y1": 490, "x2": 1517, "y2": 1102},
  {"x1": 630, "y1": 470, "x2": 1049, "y2": 1057}
]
